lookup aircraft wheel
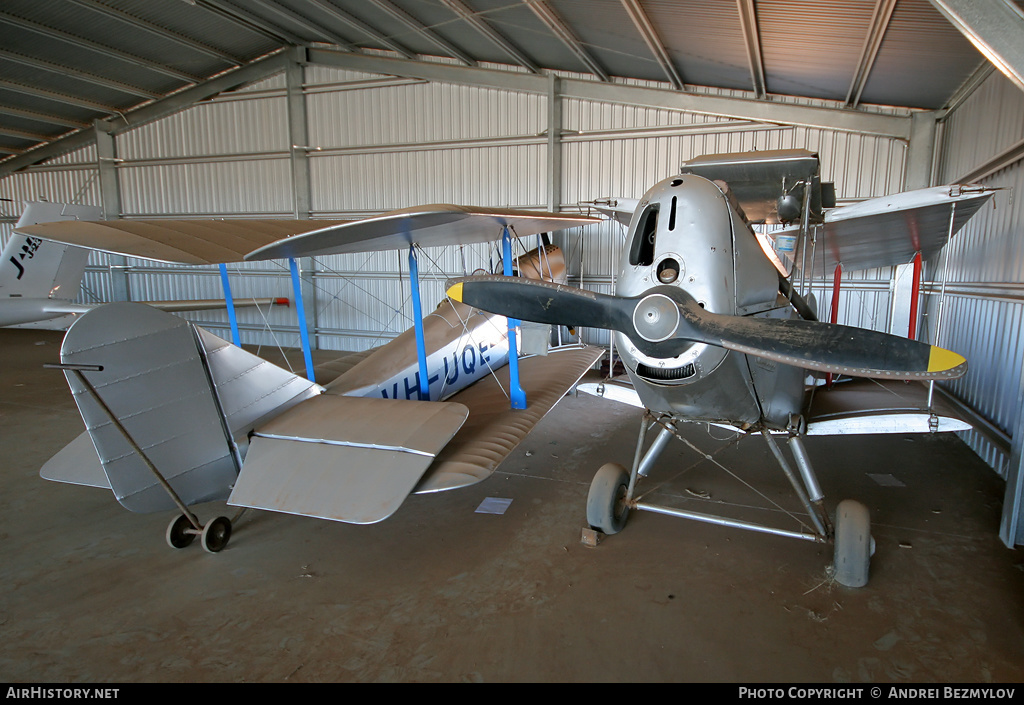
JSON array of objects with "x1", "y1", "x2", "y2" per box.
[
  {"x1": 587, "y1": 463, "x2": 631, "y2": 535},
  {"x1": 833, "y1": 499, "x2": 871, "y2": 587},
  {"x1": 201, "y1": 516, "x2": 232, "y2": 554},
  {"x1": 166, "y1": 514, "x2": 196, "y2": 549}
]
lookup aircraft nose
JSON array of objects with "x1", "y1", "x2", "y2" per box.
[{"x1": 632, "y1": 293, "x2": 680, "y2": 342}]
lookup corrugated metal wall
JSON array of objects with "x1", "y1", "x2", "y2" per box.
[
  {"x1": 1, "y1": 62, "x2": 908, "y2": 359},
  {"x1": 933, "y1": 71, "x2": 1024, "y2": 479}
]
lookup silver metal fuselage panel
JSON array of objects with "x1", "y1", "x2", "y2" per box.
[{"x1": 614, "y1": 174, "x2": 802, "y2": 428}]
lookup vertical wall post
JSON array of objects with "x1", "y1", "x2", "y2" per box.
[
  {"x1": 95, "y1": 121, "x2": 130, "y2": 303},
  {"x1": 286, "y1": 49, "x2": 318, "y2": 354}
]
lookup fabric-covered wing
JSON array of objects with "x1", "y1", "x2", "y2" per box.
[
  {"x1": 415, "y1": 345, "x2": 604, "y2": 493},
  {"x1": 244, "y1": 205, "x2": 600, "y2": 260},
  {"x1": 17, "y1": 204, "x2": 597, "y2": 265},
  {"x1": 778, "y1": 185, "x2": 995, "y2": 276},
  {"x1": 16, "y1": 219, "x2": 353, "y2": 265},
  {"x1": 804, "y1": 378, "x2": 970, "y2": 435},
  {"x1": 682, "y1": 149, "x2": 823, "y2": 223}
]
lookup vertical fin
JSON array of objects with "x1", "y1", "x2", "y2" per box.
[
  {"x1": 60, "y1": 302, "x2": 321, "y2": 513},
  {"x1": 3, "y1": 202, "x2": 102, "y2": 300}
]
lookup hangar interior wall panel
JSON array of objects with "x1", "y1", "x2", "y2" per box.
[
  {"x1": 930, "y1": 71, "x2": 1024, "y2": 479},
  {"x1": 0, "y1": 64, "x2": 907, "y2": 356}
]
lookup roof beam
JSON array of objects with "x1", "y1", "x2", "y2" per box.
[
  {"x1": 846, "y1": 0, "x2": 897, "y2": 107},
  {"x1": 304, "y1": 0, "x2": 418, "y2": 60},
  {"x1": 0, "y1": 11, "x2": 198, "y2": 84},
  {"x1": 0, "y1": 79, "x2": 119, "y2": 114},
  {"x1": 365, "y1": 0, "x2": 478, "y2": 66},
  {"x1": 192, "y1": 0, "x2": 309, "y2": 46},
  {"x1": 245, "y1": 0, "x2": 361, "y2": 53},
  {"x1": 438, "y1": 0, "x2": 541, "y2": 73},
  {"x1": 67, "y1": 0, "x2": 243, "y2": 67},
  {"x1": 0, "y1": 49, "x2": 292, "y2": 179},
  {"x1": 942, "y1": 61, "x2": 995, "y2": 114},
  {"x1": 0, "y1": 50, "x2": 160, "y2": 100},
  {"x1": 0, "y1": 126, "x2": 50, "y2": 143},
  {"x1": 308, "y1": 49, "x2": 911, "y2": 138},
  {"x1": 619, "y1": 0, "x2": 685, "y2": 90},
  {"x1": 0, "y1": 105, "x2": 89, "y2": 130},
  {"x1": 735, "y1": 0, "x2": 766, "y2": 99},
  {"x1": 928, "y1": 0, "x2": 1024, "y2": 94},
  {"x1": 524, "y1": 1, "x2": 610, "y2": 81}
]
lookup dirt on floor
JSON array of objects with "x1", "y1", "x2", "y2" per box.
[{"x1": 1, "y1": 327, "x2": 1022, "y2": 683}]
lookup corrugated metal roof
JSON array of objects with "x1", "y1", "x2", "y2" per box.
[{"x1": 0, "y1": 0, "x2": 1013, "y2": 171}]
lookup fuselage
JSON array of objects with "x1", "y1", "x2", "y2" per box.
[
  {"x1": 326, "y1": 243, "x2": 565, "y2": 402},
  {"x1": 614, "y1": 174, "x2": 805, "y2": 428},
  {"x1": 326, "y1": 298, "x2": 511, "y2": 402}
]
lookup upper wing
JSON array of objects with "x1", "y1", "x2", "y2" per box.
[
  {"x1": 777, "y1": 185, "x2": 995, "y2": 275},
  {"x1": 682, "y1": 149, "x2": 824, "y2": 223},
  {"x1": 16, "y1": 204, "x2": 598, "y2": 265},
  {"x1": 582, "y1": 198, "x2": 639, "y2": 226},
  {"x1": 243, "y1": 205, "x2": 599, "y2": 260},
  {"x1": 15, "y1": 218, "x2": 354, "y2": 265}
]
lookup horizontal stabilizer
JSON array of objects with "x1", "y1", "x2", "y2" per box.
[
  {"x1": 40, "y1": 431, "x2": 109, "y2": 489},
  {"x1": 228, "y1": 395, "x2": 469, "y2": 524}
]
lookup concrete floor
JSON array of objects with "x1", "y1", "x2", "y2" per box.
[{"x1": 1, "y1": 326, "x2": 1023, "y2": 683}]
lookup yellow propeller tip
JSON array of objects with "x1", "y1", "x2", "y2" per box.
[
  {"x1": 928, "y1": 346, "x2": 966, "y2": 373},
  {"x1": 446, "y1": 282, "x2": 464, "y2": 302}
]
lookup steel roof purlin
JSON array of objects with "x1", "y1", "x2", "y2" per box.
[{"x1": 0, "y1": 0, "x2": 1011, "y2": 173}]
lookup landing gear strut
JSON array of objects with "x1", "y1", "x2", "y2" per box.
[{"x1": 585, "y1": 411, "x2": 875, "y2": 587}]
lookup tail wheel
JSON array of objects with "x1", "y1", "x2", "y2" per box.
[
  {"x1": 587, "y1": 463, "x2": 631, "y2": 534},
  {"x1": 201, "y1": 516, "x2": 232, "y2": 553},
  {"x1": 833, "y1": 499, "x2": 871, "y2": 587},
  {"x1": 166, "y1": 514, "x2": 196, "y2": 549}
]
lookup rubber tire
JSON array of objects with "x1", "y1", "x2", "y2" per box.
[
  {"x1": 201, "y1": 516, "x2": 232, "y2": 554},
  {"x1": 833, "y1": 499, "x2": 871, "y2": 587},
  {"x1": 166, "y1": 514, "x2": 196, "y2": 549},
  {"x1": 587, "y1": 463, "x2": 631, "y2": 535}
]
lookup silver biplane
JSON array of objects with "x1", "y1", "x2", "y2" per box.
[
  {"x1": 21, "y1": 205, "x2": 601, "y2": 553},
  {"x1": 449, "y1": 149, "x2": 995, "y2": 587}
]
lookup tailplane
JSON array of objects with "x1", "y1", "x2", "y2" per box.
[{"x1": 56, "y1": 302, "x2": 322, "y2": 513}]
